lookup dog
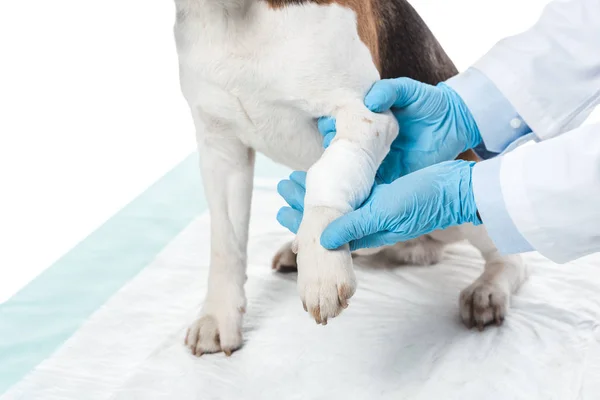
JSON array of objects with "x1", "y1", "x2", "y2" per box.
[{"x1": 174, "y1": 0, "x2": 528, "y2": 356}]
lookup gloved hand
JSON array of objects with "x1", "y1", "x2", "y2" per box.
[
  {"x1": 277, "y1": 160, "x2": 481, "y2": 251},
  {"x1": 319, "y1": 78, "x2": 482, "y2": 182},
  {"x1": 277, "y1": 171, "x2": 308, "y2": 235}
]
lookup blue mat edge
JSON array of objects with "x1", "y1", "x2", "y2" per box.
[
  {"x1": 0, "y1": 153, "x2": 206, "y2": 395},
  {"x1": 0, "y1": 152, "x2": 292, "y2": 395}
]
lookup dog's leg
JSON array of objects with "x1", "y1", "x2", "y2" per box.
[
  {"x1": 274, "y1": 235, "x2": 445, "y2": 272},
  {"x1": 458, "y1": 224, "x2": 528, "y2": 330},
  {"x1": 432, "y1": 225, "x2": 529, "y2": 330},
  {"x1": 185, "y1": 124, "x2": 255, "y2": 356},
  {"x1": 354, "y1": 236, "x2": 446, "y2": 266},
  {"x1": 272, "y1": 241, "x2": 298, "y2": 272},
  {"x1": 295, "y1": 101, "x2": 398, "y2": 324}
]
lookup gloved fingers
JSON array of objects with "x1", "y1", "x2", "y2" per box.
[
  {"x1": 317, "y1": 117, "x2": 336, "y2": 136},
  {"x1": 277, "y1": 207, "x2": 303, "y2": 234},
  {"x1": 349, "y1": 231, "x2": 405, "y2": 252},
  {"x1": 364, "y1": 77, "x2": 421, "y2": 112},
  {"x1": 318, "y1": 117, "x2": 337, "y2": 148},
  {"x1": 396, "y1": 155, "x2": 435, "y2": 176},
  {"x1": 277, "y1": 177, "x2": 306, "y2": 212},
  {"x1": 377, "y1": 152, "x2": 406, "y2": 183},
  {"x1": 320, "y1": 209, "x2": 378, "y2": 250},
  {"x1": 289, "y1": 171, "x2": 307, "y2": 188},
  {"x1": 323, "y1": 132, "x2": 336, "y2": 148},
  {"x1": 383, "y1": 141, "x2": 443, "y2": 176},
  {"x1": 392, "y1": 110, "x2": 442, "y2": 147}
]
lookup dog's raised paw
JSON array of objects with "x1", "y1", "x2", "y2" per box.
[
  {"x1": 295, "y1": 207, "x2": 357, "y2": 324},
  {"x1": 296, "y1": 236, "x2": 356, "y2": 323},
  {"x1": 299, "y1": 271, "x2": 356, "y2": 325}
]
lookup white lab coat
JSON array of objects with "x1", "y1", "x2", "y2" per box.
[{"x1": 469, "y1": 0, "x2": 600, "y2": 263}]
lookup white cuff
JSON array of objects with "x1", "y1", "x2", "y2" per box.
[
  {"x1": 472, "y1": 156, "x2": 534, "y2": 254},
  {"x1": 447, "y1": 68, "x2": 532, "y2": 153}
]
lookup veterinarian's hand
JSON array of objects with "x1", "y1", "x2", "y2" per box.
[
  {"x1": 319, "y1": 78, "x2": 482, "y2": 180},
  {"x1": 277, "y1": 161, "x2": 482, "y2": 251},
  {"x1": 276, "y1": 171, "x2": 307, "y2": 235},
  {"x1": 321, "y1": 160, "x2": 482, "y2": 250}
]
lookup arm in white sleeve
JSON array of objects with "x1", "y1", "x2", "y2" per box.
[
  {"x1": 447, "y1": 68, "x2": 532, "y2": 155},
  {"x1": 449, "y1": 0, "x2": 600, "y2": 151},
  {"x1": 473, "y1": 122, "x2": 600, "y2": 263}
]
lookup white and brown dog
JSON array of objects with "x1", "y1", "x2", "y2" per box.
[{"x1": 175, "y1": 0, "x2": 528, "y2": 356}]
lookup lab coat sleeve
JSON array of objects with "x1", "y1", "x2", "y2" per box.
[
  {"x1": 474, "y1": 123, "x2": 600, "y2": 263},
  {"x1": 473, "y1": 0, "x2": 600, "y2": 141},
  {"x1": 449, "y1": 0, "x2": 600, "y2": 149},
  {"x1": 456, "y1": 0, "x2": 600, "y2": 263},
  {"x1": 447, "y1": 68, "x2": 532, "y2": 155}
]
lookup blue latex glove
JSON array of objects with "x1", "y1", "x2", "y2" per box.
[
  {"x1": 277, "y1": 161, "x2": 481, "y2": 251},
  {"x1": 319, "y1": 78, "x2": 482, "y2": 182},
  {"x1": 277, "y1": 171, "x2": 307, "y2": 235}
]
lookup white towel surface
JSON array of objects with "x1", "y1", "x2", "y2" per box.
[{"x1": 4, "y1": 180, "x2": 600, "y2": 400}]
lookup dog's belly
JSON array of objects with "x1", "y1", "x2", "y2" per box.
[
  {"x1": 176, "y1": 1, "x2": 380, "y2": 170},
  {"x1": 236, "y1": 101, "x2": 324, "y2": 171}
]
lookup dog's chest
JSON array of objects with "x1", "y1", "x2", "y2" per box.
[{"x1": 175, "y1": 2, "x2": 379, "y2": 168}]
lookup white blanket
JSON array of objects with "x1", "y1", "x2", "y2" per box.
[{"x1": 4, "y1": 179, "x2": 600, "y2": 400}]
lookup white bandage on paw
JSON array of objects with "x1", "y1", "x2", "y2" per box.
[
  {"x1": 304, "y1": 140, "x2": 377, "y2": 213},
  {"x1": 304, "y1": 108, "x2": 398, "y2": 214}
]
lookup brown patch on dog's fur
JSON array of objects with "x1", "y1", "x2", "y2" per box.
[
  {"x1": 344, "y1": 0, "x2": 381, "y2": 69},
  {"x1": 264, "y1": 0, "x2": 480, "y2": 165},
  {"x1": 264, "y1": 0, "x2": 381, "y2": 70},
  {"x1": 457, "y1": 149, "x2": 481, "y2": 163},
  {"x1": 373, "y1": 1, "x2": 459, "y2": 83},
  {"x1": 264, "y1": 0, "x2": 458, "y2": 84},
  {"x1": 372, "y1": 1, "x2": 480, "y2": 164}
]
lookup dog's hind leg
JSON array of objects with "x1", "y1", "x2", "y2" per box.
[
  {"x1": 272, "y1": 241, "x2": 298, "y2": 272},
  {"x1": 431, "y1": 225, "x2": 528, "y2": 330},
  {"x1": 353, "y1": 236, "x2": 446, "y2": 266},
  {"x1": 458, "y1": 225, "x2": 528, "y2": 330}
]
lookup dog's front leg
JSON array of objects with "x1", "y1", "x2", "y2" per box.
[
  {"x1": 185, "y1": 115, "x2": 255, "y2": 356},
  {"x1": 295, "y1": 101, "x2": 399, "y2": 324}
]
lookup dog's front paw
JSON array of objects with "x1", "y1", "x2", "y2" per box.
[
  {"x1": 296, "y1": 207, "x2": 357, "y2": 325},
  {"x1": 185, "y1": 293, "x2": 245, "y2": 356},
  {"x1": 297, "y1": 256, "x2": 356, "y2": 325},
  {"x1": 459, "y1": 279, "x2": 509, "y2": 331}
]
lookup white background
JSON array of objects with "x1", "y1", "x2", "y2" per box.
[{"x1": 0, "y1": 0, "x2": 554, "y2": 302}]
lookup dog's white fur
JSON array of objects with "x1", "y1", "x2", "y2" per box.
[{"x1": 175, "y1": 0, "x2": 528, "y2": 356}]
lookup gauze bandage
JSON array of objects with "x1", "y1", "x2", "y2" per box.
[
  {"x1": 304, "y1": 140, "x2": 378, "y2": 213},
  {"x1": 304, "y1": 108, "x2": 398, "y2": 214}
]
